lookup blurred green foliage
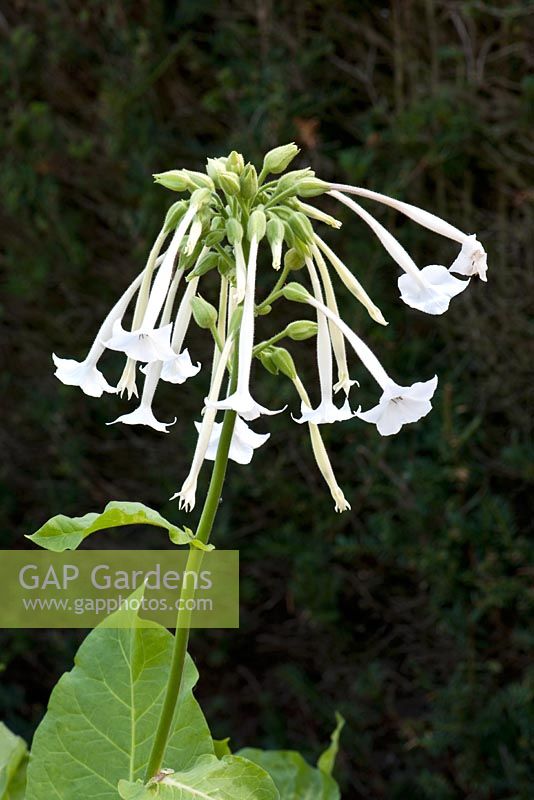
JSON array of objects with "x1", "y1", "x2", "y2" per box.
[{"x1": 0, "y1": 1, "x2": 533, "y2": 798}]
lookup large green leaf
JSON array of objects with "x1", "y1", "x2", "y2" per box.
[
  {"x1": 27, "y1": 500, "x2": 210, "y2": 551},
  {"x1": 118, "y1": 754, "x2": 279, "y2": 799},
  {"x1": 26, "y1": 590, "x2": 214, "y2": 800},
  {"x1": 0, "y1": 723, "x2": 27, "y2": 800},
  {"x1": 238, "y1": 750, "x2": 340, "y2": 800}
]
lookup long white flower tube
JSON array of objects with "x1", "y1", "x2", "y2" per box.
[
  {"x1": 233, "y1": 241, "x2": 247, "y2": 304},
  {"x1": 105, "y1": 203, "x2": 198, "y2": 362},
  {"x1": 293, "y1": 258, "x2": 353, "y2": 424},
  {"x1": 210, "y1": 236, "x2": 284, "y2": 421},
  {"x1": 52, "y1": 269, "x2": 146, "y2": 397},
  {"x1": 329, "y1": 185, "x2": 488, "y2": 281},
  {"x1": 314, "y1": 235, "x2": 388, "y2": 325},
  {"x1": 293, "y1": 375, "x2": 350, "y2": 512},
  {"x1": 173, "y1": 336, "x2": 235, "y2": 510},
  {"x1": 312, "y1": 244, "x2": 357, "y2": 396},
  {"x1": 159, "y1": 273, "x2": 202, "y2": 384},
  {"x1": 328, "y1": 191, "x2": 469, "y2": 315},
  {"x1": 288, "y1": 286, "x2": 438, "y2": 436}
]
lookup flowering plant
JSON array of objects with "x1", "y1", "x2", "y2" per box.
[{"x1": 5, "y1": 144, "x2": 487, "y2": 799}]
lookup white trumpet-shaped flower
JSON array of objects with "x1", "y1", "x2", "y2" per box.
[
  {"x1": 105, "y1": 203, "x2": 197, "y2": 362},
  {"x1": 329, "y1": 184, "x2": 488, "y2": 281},
  {"x1": 233, "y1": 241, "x2": 247, "y2": 304},
  {"x1": 329, "y1": 191, "x2": 470, "y2": 315},
  {"x1": 449, "y1": 234, "x2": 488, "y2": 281},
  {"x1": 173, "y1": 336, "x2": 235, "y2": 510},
  {"x1": 196, "y1": 416, "x2": 270, "y2": 465},
  {"x1": 53, "y1": 269, "x2": 145, "y2": 397},
  {"x1": 300, "y1": 291, "x2": 438, "y2": 435},
  {"x1": 117, "y1": 358, "x2": 139, "y2": 400},
  {"x1": 210, "y1": 236, "x2": 284, "y2": 421},
  {"x1": 293, "y1": 258, "x2": 354, "y2": 425},
  {"x1": 157, "y1": 274, "x2": 202, "y2": 384},
  {"x1": 107, "y1": 362, "x2": 175, "y2": 433},
  {"x1": 398, "y1": 264, "x2": 468, "y2": 315},
  {"x1": 52, "y1": 354, "x2": 115, "y2": 398},
  {"x1": 160, "y1": 350, "x2": 200, "y2": 384},
  {"x1": 356, "y1": 376, "x2": 438, "y2": 436}
]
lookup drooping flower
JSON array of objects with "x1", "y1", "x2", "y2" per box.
[
  {"x1": 449, "y1": 234, "x2": 488, "y2": 281},
  {"x1": 107, "y1": 362, "x2": 175, "y2": 433},
  {"x1": 105, "y1": 202, "x2": 198, "y2": 362},
  {"x1": 285, "y1": 283, "x2": 438, "y2": 435},
  {"x1": 328, "y1": 191, "x2": 470, "y2": 315},
  {"x1": 356, "y1": 376, "x2": 438, "y2": 436},
  {"x1": 210, "y1": 218, "x2": 285, "y2": 421},
  {"x1": 328, "y1": 183, "x2": 488, "y2": 281},
  {"x1": 196, "y1": 416, "x2": 270, "y2": 465},
  {"x1": 53, "y1": 269, "x2": 145, "y2": 397}
]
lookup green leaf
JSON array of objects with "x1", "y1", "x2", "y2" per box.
[
  {"x1": 118, "y1": 754, "x2": 280, "y2": 799},
  {"x1": 25, "y1": 588, "x2": 214, "y2": 800},
  {"x1": 317, "y1": 713, "x2": 345, "y2": 777},
  {"x1": 212, "y1": 738, "x2": 232, "y2": 758},
  {"x1": 0, "y1": 722, "x2": 28, "y2": 800},
  {"x1": 27, "y1": 500, "x2": 205, "y2": 551},
  {"x1": 238, "y1": 749, "x2": 340, "y2": 800}
]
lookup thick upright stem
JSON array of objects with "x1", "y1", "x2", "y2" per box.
[{"x1": 144, "y1": 405, "x2": 237, "y2": 779}]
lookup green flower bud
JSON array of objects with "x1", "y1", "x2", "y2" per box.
[
  {"x1": 257, "y1": 346, "x2": 278, "y2": 376},
  {"x1": 266, "y1": 216, "x2": 284, "y2": 246},
  {"x1": 240, "y1": 164, "x2": 258, "y2": 199},
  {"x1": 285, "y1": 319, "x2": 318, "y2": 341},
  {"x1": 163, "y1": 200, "x2": 187, "y2": 232},
  {"x1": 206, "y1": 157, "x2": 228, "y2": 182},
  {"x1": 218, "y1": 171, "x2": 241, "y2": 196},
  {"x1": 204, "y1": 229, "x2": 226, "y2": 247},
  {"x1": 282, "y1": 282, "x2": 310, "y2": 304},
  {"x1": 190, "y1": 187, "x2": 213, "y2": 208},
  {"x1": 191, "y1": 295, "x2": 218, "y2": 329},
  {"x1": 188, "y1": 251, "x2": 219, "y2": 279},
  {"x1": 153, "y1": 170, "x2": 192, "y2": 192},
  {"x1": 226, "y1": 218, "x2": 244, "y2": 245},
  {"x1": 184, "y1": 170, "x2": 215, "y2": 191},
  {"x1": 276, "y1": 168, "x2": 315, "y2": 195},
  {"x1": 226, "y1": 151, "x2": 245, "y2": 174},
  {"x1": 284, "y1": 248, "x2": 305, "y2": 271},
  {"x1": 296, "y1": 177, "x2": 330, "y2": 197},
  {"x1": 248, "y1": 208, "x2": 267, "y2": 242},
  {"x1": 210, "y1": 215, "x2": 224, "y2": 230},
  {"x1": 256, "y1": 304, "x2": 272, "y2": 316},
  {"x1": 270, "y1": 346, "x2": 297, "y2": 380},
  {"x1": 287, "y1": 211, "x2": 315, "y2": 244},
  {"x1": 262, "y1": 143, "x2": 300, "y2": 176}
]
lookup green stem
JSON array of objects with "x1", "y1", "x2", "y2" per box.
[
  {"x1": 144, "y1": 405, "x2": 237, "y2": 780},
  {"x1": 256, "y1": 263, "x2": 291, "y2": 311},
  {"x1": 252, "y1": 328, "x2": 289, "y2": 356}
]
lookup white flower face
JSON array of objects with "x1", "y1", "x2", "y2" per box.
[
  {"x1": 357, "y1": 376, "x2": 438, "y2": 436},
  {"x1": 52, "y1": 148, "x2": 487, "y2": 512}
]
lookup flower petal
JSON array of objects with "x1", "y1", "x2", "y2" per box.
[
  {"x1": 398, "y1": 264, "x2": 469, "y2": 315},
  {"x1": 106, "y1": 405, "x2": 176, "y2": 433},
  {"x1": 449, "y1": 235, "x2": 488, "y2": 281},
  {"x1": 52, "y1": 354, "x2": 115, "y2": 398},
  {"x1": 104, "y1": 320, "x2": 176, "y2": 362}
]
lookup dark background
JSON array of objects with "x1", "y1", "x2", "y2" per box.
[{"x1": 1, "y1": 2, "x2": 533, "y2": 798}]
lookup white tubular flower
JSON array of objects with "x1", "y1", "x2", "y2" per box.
[
  {"x1": 293, "y1": 258, "x2": 353, "y2": 425},
  {"x1": 107, "y1": 362, "x2": 176, "y2": 434},
  {"x1": 160, "y1": 350, "x2": 200, "y2": 384},
  {"x1": 293, "y1": 376, "x2": 350, "y2": 512},
  {"x1": 328, "y1": 191, "x2": 469, "y2": 315},
  {"x1": 329, "y1": 184, "x2": 488, "y2": 281},
  {"x1": 314, "y1": 235, "x2": 388, "y2": 326},
  {"x1": 196, "y1": 416, "x2": 270, "y2": 465},
  {"x1": 105, "y1": 203, "x2": 198, "y2": 362},
  {"x1": 357, "y1": 376, "x2": 438, "y2": 436},
  {"x1": 210, "y1": 237, "x2": 284, "y2": 421},
  {"x1": 301, "y1": 291, "x2": 438, "y2": 435},
  {"x1": 449, "y1": 234, "x2": 488, "y2": 281},
  {"x1": 185, "y1": 217, "x2": 203, "y2": 255},
  {"x1": 295, "y1": 200, "x2": 342, "y2": 229},
  {"x1": 172, "y1": 336, "x2": 235, "y2": 510},
  {"x1": 312, "y1": 245, "x2": 357, "y2": 396},
  {"x1": 52, "y1": 269, "x2": 145, "y2": 397}
]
